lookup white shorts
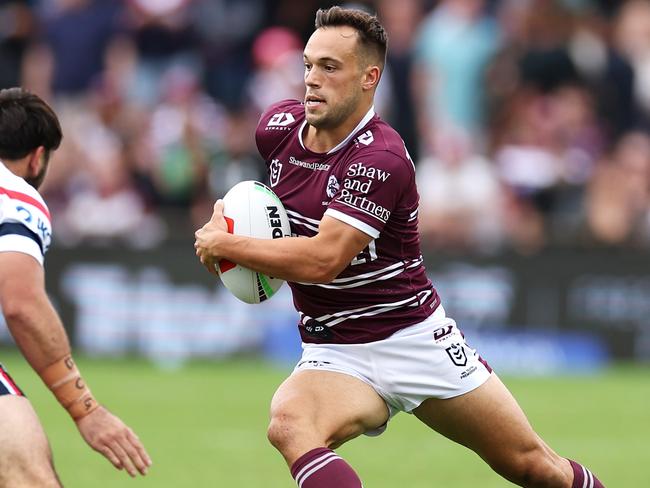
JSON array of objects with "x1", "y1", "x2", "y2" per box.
[{"x1": 292, "y1": 306, "x2": 492, "y2": 435}]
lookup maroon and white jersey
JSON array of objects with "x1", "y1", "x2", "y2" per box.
[{"x1": 255, "y1": 99, "x2": 440, "y2": 344}]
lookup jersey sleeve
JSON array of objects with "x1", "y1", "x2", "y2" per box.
[
  {"x1": 325, "y1": 150, "x2": 413, "y2": 238},
  {"x1": 0, "y1": 190, "x2": 52, "y2": 265},
  {"x1": 255, "y1": 99, "x2": 303, "y2": 161}
]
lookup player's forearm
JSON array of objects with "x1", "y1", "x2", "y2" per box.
[
  {"x1": 5, "y1": 294, "x2": 101, "y2": 420},
  {"x1": 4, "y1": 293, "x2": 71, "y2": 371},
  {"x1": 219, "y1": 232, "x2": 342, "y2": 283}
]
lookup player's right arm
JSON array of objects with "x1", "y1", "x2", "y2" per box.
[
  {"x1": 0, "y1": 250, "x2": 152, "y2": 477},
  {"x1": 195, "y1": 203, "x2": 373, "y2": 283}
]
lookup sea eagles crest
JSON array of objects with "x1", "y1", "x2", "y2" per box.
[
  {"x1": 270, "y1": 159, "x2": 282, "y2": 187},
  {"x1": 326, "y1": 175, "x2": 340, "y2": 198}
]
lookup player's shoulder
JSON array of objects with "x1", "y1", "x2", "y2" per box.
[
  {"x1": 0, "y1": 162, "x2": 51, "y2": 263},
  {"x1": 345, "y1": 117, "x2": 415, "y2": 174},
  {"x1": 257, "y1": 99, "x2": 304, "y2": 133},
  {"x1": 255, "y1": 99, "x2": 305, "y2": 159}
]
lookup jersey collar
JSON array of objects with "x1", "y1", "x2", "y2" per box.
[{"x1": 298, "y1": 105, "x2": 375, "y2": 155}]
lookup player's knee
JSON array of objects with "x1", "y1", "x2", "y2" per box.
[
  {"x1": 489, "y1": 446, "x2": 570, "y2": 487},
  {"x1": 268, "y1": 413, "x2": 301, "y2": 452},
  {"x1": 267, "y1": 407, "x2": 318, "y2": 455}
]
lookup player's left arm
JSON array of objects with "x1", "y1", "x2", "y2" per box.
[
  {"x1": 194, "y1": 202, "x2": 372, "y2": 284},
  {"x1": 0, "y1": 251, "x2": 152, "y2": 476}
]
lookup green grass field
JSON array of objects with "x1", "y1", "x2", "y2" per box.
[{"x1": 3, "y1": 349, "x2": 648, "y2": 487}]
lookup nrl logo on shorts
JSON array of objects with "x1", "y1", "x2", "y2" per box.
[
  {"x1": 445, "y1": 343, "x2": 468, "y2": 367},
  {"x1": 326, "y1": 175, "x2": 340, "y2": 198},
  {"x1": 270, "y1": 159, "x2": 282, "y2": 187}
]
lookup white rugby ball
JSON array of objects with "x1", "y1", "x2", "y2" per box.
[{"x1": 216, "y1": 181, "x2": 291, "y2": 304}]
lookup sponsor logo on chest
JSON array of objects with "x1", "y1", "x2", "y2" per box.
[
  {"x1": 341, "y1": 162, "x2": 391, "y2": 196},
  {"x1": 266, "y1": 112, "x2": 295, "y2": 130},
  {"x1": 288, "y1": 156, "x2": 330, "y2": 171},
  {"x1": 269, "y1": 156, "x2": 332, "y2": 189},
  {"x1": 346, "y1": 162, "x2": 391, "y2": 182},
  {"x1": 331, "y1": 162, "x2": 393, "y2": 222}
]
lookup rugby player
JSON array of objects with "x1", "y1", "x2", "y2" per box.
[
  {"x1": 195, "y1": 7, "x2": 604, "y2": 487},
  {"x1": 0, "y1": 88, "x2": 152, "y2": 486}
]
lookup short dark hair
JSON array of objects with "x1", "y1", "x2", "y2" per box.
[
  {"x1": 0, "y1": 87, "x2": 62, "y2": 160},
  {"x1": 315, "y1": 6, "x2": 388, "y2": 70}
]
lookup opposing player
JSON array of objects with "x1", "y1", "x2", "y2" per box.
[
  {"x1": 195, "y1": 7, "x2": 605, "y2": 487},
  {"x1": 0, "y1": 87, "x2": 152, "y2": 486}
]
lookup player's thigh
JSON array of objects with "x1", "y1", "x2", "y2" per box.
[
  {"x1": 270, "y1": 369, "x2": 389, "y2": 449},
  {"x1": 413, "y1": 374, "x2": 559, "y2": 469},
  {"x1": 0, "y1": 395, "x2": 60, "y2": 487}
]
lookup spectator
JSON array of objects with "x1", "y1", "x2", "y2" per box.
[
  {"x1": 191, "y1": 0, "x2": 266, "y2": 109},
  {"x1": 416, "y1": 126, "x2": 504, "y2": 254},
  {"x1": 246, "y1": 26, "x2": 304, "y2": 113},
  {"x1": 376, "y1": 0, "x2": 422, "y2": 162},
  {"x1": 414, "y1": 0, "x2": 501, "y2": 153},
  {"x1": 0, "y1": 0, "x2": 36, "y2": 89},
  {"x1": 614, "y1": 0, "x2": 650, "y2": 130},
  {"x1": 585, "y1": 131, "x2": 650, "y2": 246},
  {"x1": 41, "y1": 0, "x2": 124, "y2": 96},
  {"x1": 491, "y1": 82, "x2": 603, "y2": 252}
]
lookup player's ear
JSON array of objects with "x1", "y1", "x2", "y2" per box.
[
  {"x1": 27, "y1": 146, "x2": 46, "y2": 175},
  {"x1": 361, "y1": 65, "x2": 381, "y2": 92}
]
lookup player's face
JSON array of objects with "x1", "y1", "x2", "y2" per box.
[{"x1": 303, "y1": 26, "x2": 366, "y2": 129}]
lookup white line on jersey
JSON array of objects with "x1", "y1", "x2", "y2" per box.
[
  {"x1": 317, "y1": 290, "x2": 433, "y2": 327},
  {"x1": 334, "y1": 199, "x2": 389, "y2": 223},
  {"x1": 299, "y1": 258, "x2": 423, "y2": 289},
  {"x1": 288, "y1": 217, "x2": 319, "y2": 233},
  {"x1": 286, "y1": 209, "x2": 321, "y2": 225}
]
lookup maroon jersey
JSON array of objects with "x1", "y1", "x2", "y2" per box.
[{"x1": 255, "y1": 99, "x2": 440, "y2": 344}]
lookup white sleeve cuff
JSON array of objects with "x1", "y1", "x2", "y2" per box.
[
  {"x1": 324, "y1": 209, "x2": 380, "y2": 238},
  {"x1": 0, "y1": 235, "x2": 44, "y2": 265}
]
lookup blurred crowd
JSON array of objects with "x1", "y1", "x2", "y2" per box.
[{"x1": 2, "y1": 0, "x2": 650, "y2": 254}]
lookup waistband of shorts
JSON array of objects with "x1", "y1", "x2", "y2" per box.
[{"x1": 301, "y1": 306, "x2": 448, "y2": 349}]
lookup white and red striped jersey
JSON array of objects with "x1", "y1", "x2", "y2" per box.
[
  {"x1": 0, "y1": 161, "x2": 52, "y2": 265},
  {"x1": 255, "y1": 100, "x2": 440, "y2": 344}
]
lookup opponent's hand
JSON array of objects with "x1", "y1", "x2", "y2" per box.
[
  {"x1": 76, "y1": 406, "x2": 152, "y2": 477},
  {"x1": 194, "y1": 199, "x2": 228, "y2": 275}
]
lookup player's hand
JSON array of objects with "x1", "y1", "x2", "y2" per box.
[
  {"x1": 194, "y1": 199, "x2": 228, "y2": 275},
  {"x1": 76, "y1": 406, "x2": 152, "y2": 477}
]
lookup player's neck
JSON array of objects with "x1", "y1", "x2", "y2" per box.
[
  {"x1": 0, "y1": 157, "x2": 29, "y2": 179},
  {"x1": 304, "y1": 103, "x2": 373, "y2": 154}
]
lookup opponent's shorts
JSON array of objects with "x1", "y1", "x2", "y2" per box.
[
  {"x1": 0, "y1": 363, "x2": 24, "y2": 396},
  {"x1": 293, "y1": 306, "x2": 492, "y2": 436}
]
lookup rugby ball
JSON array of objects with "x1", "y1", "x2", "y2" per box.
[{"x1": 216, "y1": 181, "x2": 292, "y2": 304}]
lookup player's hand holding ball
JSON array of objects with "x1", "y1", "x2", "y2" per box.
[
  {"x1": 194, "y1": 181, "x2": 291, "y2": 303},
  {"x1": 195, "y1": 199, "x2": 228, "y2": 275}
]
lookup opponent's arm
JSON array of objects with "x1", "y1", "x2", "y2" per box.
[
  {"x1": 195, "y1": 201, "x2": 373, "y2": 283},
  {"x1": 0, "y1": 251, "x2": 152, "y2": 477}
]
